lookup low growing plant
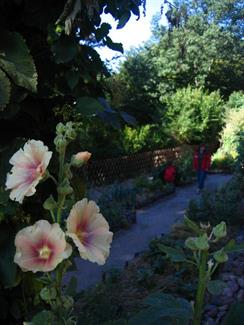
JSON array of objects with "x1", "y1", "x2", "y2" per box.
[
  {"x1": 186, "y1": 178, "x2": 243, "y2": 224},
  {"x1": 128, "y1": 217, "x2": 244, "y2": 325}
]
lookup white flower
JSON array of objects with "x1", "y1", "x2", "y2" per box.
[
  {"x1": 14, "y1": 220, "x2": 72, "y2": 273},
  {"x1": 6, "y1": 140, "x2": 52, "y2": 203},
  {"x1": 66, "y1": 199, "x2": 113, "y2": 265}
]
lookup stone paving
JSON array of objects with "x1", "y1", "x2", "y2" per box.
[{"x1": 65, "y1": 174, "x2": 232, "y2": 291}]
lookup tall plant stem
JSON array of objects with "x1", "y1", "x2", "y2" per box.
[
  {"x1": 193, "y1": 250, "x2": 208, "y2": 325},
  {"x1": 56, "y1": 148, "x2": 66, "y2": 224}
]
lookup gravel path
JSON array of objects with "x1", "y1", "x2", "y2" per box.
[{"x1": 65, "y1": 174, "x2": 232, "y2": 291}]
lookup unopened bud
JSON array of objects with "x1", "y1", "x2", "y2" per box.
[
  {"x1": 43, "y1": 195, "x2": 57, "y2": 211},
  {"x1": 213, "y1": 248, "x2": 228, "y2": 263},
  {"x1": 57, "y1": 179, "x2": 73, "y2": 195},
  {"x1": 185, "y1": 237, "x2": 198, "y2": 251},
  {"x1": 194, "y1": 234, "x2": 209, "y2": 251},
  {"x1": 213, "y1": 222, "x2": 227, "y2": 239},
  {"x1": 71, "y1": 151, "x2": 91, "y2": 167}
]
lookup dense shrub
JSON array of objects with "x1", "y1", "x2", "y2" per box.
[
  {"x1": 175, "y1": 149, "x2": 195, "y2": 185},
  {"x1": 122, "y1": 124, "x2": 173, "y2": 154},
  {"x1": 212, "y1": 106, "x2": 244, "y2": 169},
  {"x1": 98, "y1": 184, "x2": 136, "y2": 232},
  {"x1": 211, "y1": 151, "x2": 234, "y2": 171},
  {"x1": 166, "y1": 87, "x2": 223, "y2": 144},
  {"x1": 225, "y1": 91, "x2": 244, "y2": 112},
  {"x1": 186, "y1": 178, "x2": 243, "y2": 225}
]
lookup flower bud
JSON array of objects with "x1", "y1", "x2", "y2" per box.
[
  {"x1": 57, "y1": 179, "x2": 73, "y2": 195},
  {"x1": 71, "y1": 151, "x2": 91, "y2": 167},
  {"x1": 56, "y1": 122, "x2": 66, "y2": 134},
  {"x1": 54, "y1": 135, "x2": 67, "y2": 153},
  {"x1": 194, "y1": 233, "x2": 209, "y2": 251},
  {"x1": 65, "y1": 122, "x2": 76, "y2": 140},
  {"x1": 185, "y1": 237, "x2": 198, "y2": 251},
  {"x1": 213, "y1": 248, "x2": 228, "y2": 263},
  {"x1": 213, "y1": 221, "x2": 227, "y2": 239},
  {"x1": 43, "y1": 195, "x2": 57, "y2": 211}
]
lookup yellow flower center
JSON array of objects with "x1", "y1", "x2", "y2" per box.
[{"x1": 39, "y1": 246, "x2": 51, "y2": 259}]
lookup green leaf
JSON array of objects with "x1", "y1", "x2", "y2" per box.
[
  {"x1": 117, "y1": 12, "x2": 131, "y2": 29},
  {"x1": 65, "y1": 276, "x2": 77, "y2": 296},
  {"x1": 207, "y1": 280, "x2": 227, "y2": 295},
  {"x1": 65, "y1": 70, "x2": 79, "y2": 90},
  {"x1": 0, "y1": 225, "x2": 18, "y2": 288},
  {"x1": 184, "y1": 216, "x2": 202, "y2": 235},
  {"x1": 40, "y1": 287, "x2": 57, "y2": 303},
  {"x1": 75, "y1": 96, "x2": 105, "y2": 116},
  {"x1": 129, "y1": 293, "x2": 192, "y2": 325},
  {"x1": 157, "y1": 244, "x2": 187, "y2": 262},
  {"x1": 223, "y1": 303, "x2": 244, "y2": 325},
  {"x1": 0, "y1": 30, "x2": 37, "y2": 93},
  {"x1": 0, "y1": 68, "x2": 11, "y2": 110},
  {"x1": 26, "y1": 310, "x2": 55, "y2": 325},
  {"x1": 95, "y1": 23, "x2": 111, "y2": 42},
  {"x1": 224, "y1": 240, "x2": 244, "y2": 253},
  {"x1": 51, "y1": 35, "x2": 77, "y2": 63},
  {"x1": 105, "y1": 36, "x2": 123, "y2": 53}
]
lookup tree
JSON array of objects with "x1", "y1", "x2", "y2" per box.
[{"x1": 165, "y1": 86, "x2": 223, "y2": 144}]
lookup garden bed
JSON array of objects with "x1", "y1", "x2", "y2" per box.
[{"x1": 75, "y1": 223, "x2": 244, "y2": 325}]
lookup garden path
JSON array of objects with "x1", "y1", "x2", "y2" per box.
[{"x1": 65, "y1": 174, "x2": 232, "y2": 291}]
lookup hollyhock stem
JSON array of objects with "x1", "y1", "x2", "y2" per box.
[
  {"x1": 57, "y1": 194, "x2": 66, "y2": 225},
  {"x1": 57, "y1": 147, "x2": 66, "y2": 224},
  {"x1": 193, "y1": 250, "x2": 208, "y2": 325}
]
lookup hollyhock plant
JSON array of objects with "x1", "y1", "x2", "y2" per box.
[
  {"x1": 6, "y1": 140, "x2": 52, "y2": 203},
  {"x1": 14, "y1": 220, "x2": 72, "y2": 273},
  {"x1": 66, "y1": 198, "x2": 113, "y2": 265}
]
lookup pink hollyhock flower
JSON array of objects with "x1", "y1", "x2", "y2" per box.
[
  {"x1": 14, "y1": 220, "x2": 72, "y2": 273},
  {"x1": 66, "y1": 199, "x2": 113, "y2": 265},
  {"x1": 6, "y1": 140, "x2": 52, "y2": 203}
]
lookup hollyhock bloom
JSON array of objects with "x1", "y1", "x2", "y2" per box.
[
  {"x1": 6, "y1": 140, "x2": 52, "y2": 203},
  {"x1": 66, "y1": 199, "x2": 113, "y2": 265},
  {"x1": 14, "y1": 220, "x2": 72, "y2": 273},
  {"x1": 71, "y1": 151, "x2": 91, "y2": 167}
]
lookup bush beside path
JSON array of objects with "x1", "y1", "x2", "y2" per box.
[{"x1": 65, "y1": 174, "x2": 232, "y2": 291}]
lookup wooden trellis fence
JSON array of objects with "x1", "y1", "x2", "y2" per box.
[{"x1": 78, "y1": 147, "x2": 185, "y2": 186}]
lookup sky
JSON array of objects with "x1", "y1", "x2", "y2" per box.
[{"x1": 97, "y1": 0, "x2": 167, "y2": 64}]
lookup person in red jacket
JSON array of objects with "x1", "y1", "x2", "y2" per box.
[
  {"x1": 193, "y1": 144, "x2": 211, "y2": 192},
  {"x1": 164, "y1": 162, "x2": 176, "y2": 183}
]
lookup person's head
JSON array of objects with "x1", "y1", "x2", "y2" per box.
[{"x1": 199, "y1": 144, "x2": 206, "y2": 154}]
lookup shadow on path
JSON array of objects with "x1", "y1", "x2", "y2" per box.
[{"x1": 65, "y1": 174, "x2": 232, "y2": 291}]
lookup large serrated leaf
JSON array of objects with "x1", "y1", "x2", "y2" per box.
[
  {"x1": 51, "y1": 35, "x2": 78, "y2": 63},
  {"x1": 0, "y1": 68, "x2": 11, "y2": 110},
  {"x1": 0, "y1": 30, "x2": 37, "y2": 93},
  {"x1": 129, "y1": 293, "x2": 192, "y2": 325},
  {"x1": 75, "y1": 96, "x2": 105, "y2": 116}
]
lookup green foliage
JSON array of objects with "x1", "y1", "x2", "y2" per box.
[
  {"x1": 174, "y1": 148, "x2": 195, "y2": 185},
  {"x1": 128, "y1": 292, "x2": 193, "y2": 325},
  {"x1": 166, "y1": 87, "x2": 223, "y2": 144},
  {"x1": 0, "y1": 30, "x2": 37, "y2": 96},
  {"x1": 186, "y1": 178, "x2": 243, "y2": 224},
  {"x1": 226, "y1": 91, "x2": 244, "y2": 112},
  {"x1": 211, "y1": 150, "x2": 234, "y2": 171},
  {"x1": 98, "y1": 184, "x2": 136, "y2": 232},
  {"x1": 219, "y1": 109, "x2": 244, "y2": 156},
  {"x1": 223, "y1": 303, "x2": 244, "y2": 325},
  {"x1": 207, "y1": 280, "x2": 226, "y2": 296},
  {"x1": 122, "y1": 124, "x2": 172, "y2": 154}
]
